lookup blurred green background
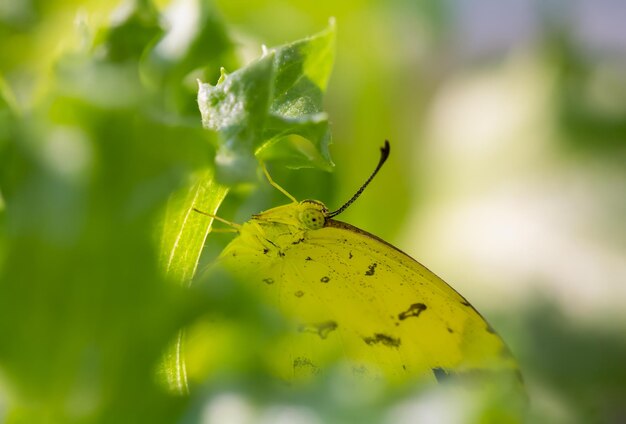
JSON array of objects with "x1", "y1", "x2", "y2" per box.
[{"x1": 1, "y1": 0, "x2": 625, "y2": 422}]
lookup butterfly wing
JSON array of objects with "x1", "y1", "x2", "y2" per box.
[{"x1": 216, "y1": 218, "x2": 518, "y2": 384}]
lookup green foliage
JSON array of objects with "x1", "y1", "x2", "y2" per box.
[
  {"x1": 0, "y1": 0, "x2": 231, "y2": 421},
  {"x1": 198, "y1": 22, "x2": 335, "y2": 183},
  {"x1": 0, "y1": 0, "x2": 339, "y2": 421}
]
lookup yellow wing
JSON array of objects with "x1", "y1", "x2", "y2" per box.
[{"x1": 216, "y1": 215, "x2": 518, "y2": 385}]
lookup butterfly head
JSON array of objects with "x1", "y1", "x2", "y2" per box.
[
  {"x1": 252, "y1": 199, "x2": 329, "y2": 230},
  {"x1": 298, "y1": 200, "x2": 328, "y2": 230}
]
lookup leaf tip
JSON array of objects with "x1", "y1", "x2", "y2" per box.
[{"x1": 218, "y1": 67, "x2": 228, "y2": 84}]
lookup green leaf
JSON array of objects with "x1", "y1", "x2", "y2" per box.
[
  {"x1": 158, "y1": 168, "x2": 229, "y2": 394},
  {"x1": 159, "y1": 168, "x2": 229, "y2": 286},
  {"x1": 92, "y1": 0, "x2": 163, "y2": 63},
  {"x1": 197, "y1": 22, "x2": 336, "y2": 184},
  {"x1": 198, "y1": 55, "x2": 275, "y2": 183}
]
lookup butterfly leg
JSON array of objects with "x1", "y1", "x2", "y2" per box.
[
  {"x1": 260, "y1": 162, "x2": 298, "y2": 204},
  {"x1": 208, "y1": 228, "x2": 239, "y2": 233},
  {"x1": 192, "y1": 207, "x2": 242, "y2": 230}
]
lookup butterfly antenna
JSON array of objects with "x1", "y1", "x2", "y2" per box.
[{"x1": 327, "y1": 140, "x2": 390, "y2": 218}]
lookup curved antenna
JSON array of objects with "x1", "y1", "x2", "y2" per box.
[{"x1": 327, "y1": 140, "x2": 390, "y2": 218}]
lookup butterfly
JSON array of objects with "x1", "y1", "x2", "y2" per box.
[{"x1": 197, "y1": 141, "x2": 519, "y2": 385}]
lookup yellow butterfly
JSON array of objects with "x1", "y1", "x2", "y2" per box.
[{"x1": 198, "y1": 141, "x2": 519, "y2": 385}]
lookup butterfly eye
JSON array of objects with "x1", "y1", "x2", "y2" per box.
[{"x1": 299, "y1": 208, "x2": 325, "y2": 230}]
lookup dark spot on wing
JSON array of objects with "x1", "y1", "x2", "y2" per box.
[
  {"x1": 231, "y1": 252, "x2": 236, "y2": 257},
  {"x1": 305, "y1": 256, "x2": 312, "y2": 261},
  {"x1": 432, "y1": 367, "x2": 449, "y2": 382},
  {"x1": 320, "y1": 276, "x2": 330, "y2": 283},
  {"x1": 263, "y1": 248, "x2": 269, "y2": 254},
  {"x1": 278, "y1": 251, "x2": 285, "y2": 257},
  {"x1": 292, "y1": 237, "x2": 305, "y2": 245},
  {"x1": 447, "y1": 327, "x2": 454, "y2": 334},
  {"x1": 262, "y1": 278, "x2": 274, "y2": 285},
  {"x1": 363, "y1": 333, "x2": 401, "y2": 348},
  {"x1": 365, "y1": 263, "x2": 378, "y2": 276},
  {"x1": 434, "y1": 368, "x2": 524, "y2": 386},
  {"x1": 398, "y1": 303, "x2": 427, "y2": 321},
  {"x1": 349, "y1": 251, "x2": 353, "y2": 259},
  {"x1": 402, "y1": 364, "x2": 407, "y2": 371},
  {"x1": 299, "y1": 321, "x2": 338, "y2": 339},
  {"x1": 352, "y1": 365, "x2": 368, "y2": 376},
  {"x1": 293, "y1": 357, "x2": 320, "y2": 375},
  {"x1": 294, "y1": 290, "x2": 304, "y2": 298},
  {"x1": 460, "y1": 299, "x2": 481, "y2": 315},
  {"x1": 315, "y1": 321, "x2": 338, "y2": 339}
]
